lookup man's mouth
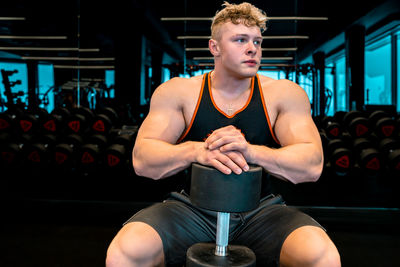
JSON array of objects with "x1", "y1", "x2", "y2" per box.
[{"x1": 244, "y1": 60, "x2": 258, "y2": 66}]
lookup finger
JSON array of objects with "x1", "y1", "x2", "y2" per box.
[
  {"x1": 210, "y1": 158, "x2": 232, "y2": 175},
  {"x1": 208, "y1": 135, "x2": 237, "y2": 150},
  {"x1": 224, "y1": 151, "x2": 249, "y2": 172},
  {"x1": 215, "y1": 153, "x2": 243, "y2": 175},
  {"x1": 219, "y1": 141, "x2": 247, "y2": 153},
  {"x1": 206, "y1": 130, "x2": 243, "y2": 149}
]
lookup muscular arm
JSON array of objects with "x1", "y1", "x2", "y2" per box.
[
  {"x1": 205, "y1": 80, "x2": 323, "y2": 184},
  {"x1": 132, "y1": 78, "x2": 248, "y2": 180},
  {"x1": 250, "y1": 105, "x2": 323, "y2": 184},
  {"x1": 132, "y1": 78, "x2": 195, "y2": 179},
  {"x1": 258, "y1": 80, "x2": 323, "y2": 183}
]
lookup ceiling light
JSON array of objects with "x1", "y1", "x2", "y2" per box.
[
  {"x1": 21, "y1": 56, "x2": 114, "y2": 61},
  {"x1": 0, "y1": 17, "x2": 26, "y2": 20},
  {"x1": 0, "y1": 35, "x2": 67, "y2": 40},
  {"x1": 53, "y1": 65, "x2": 114, "y2": 69},
  {"x1": 0, "y1": 47, "x2": 99, "y2": 52}
]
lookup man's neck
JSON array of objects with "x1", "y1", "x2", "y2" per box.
[{"x1": 210, "y1": 69, "x2": 253, "y2": 96}]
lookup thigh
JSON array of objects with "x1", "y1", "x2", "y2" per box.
[
  {"x1": 232, "y1": 204, "x2": 324, "y2": 267},
  {"x1": 124, "y1": 197, "x2": 215, "y2": 266}
]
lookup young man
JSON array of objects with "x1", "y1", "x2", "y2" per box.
[{"x1": 106, "y1": 2, "x2": 341, "y2": 266}]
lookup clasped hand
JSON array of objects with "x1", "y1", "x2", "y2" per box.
[{"x1": 198, "y1": 125, "x2": 250, "y2": 175}]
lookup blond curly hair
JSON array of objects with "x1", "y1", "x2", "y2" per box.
[{"x1": 211, "y1": 1, "x2": 268, "y2": 40}]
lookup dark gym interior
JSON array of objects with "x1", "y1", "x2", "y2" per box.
[{"x1": 1, "y1": 0, "x2": 400, "y2": 266}]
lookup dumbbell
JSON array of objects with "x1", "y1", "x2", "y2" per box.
[
  {"x1": 186, "y1": 163, "x2": 262, "y2": 267},
  {"x1": 320, "y1": 116, "x2": 342, "y2": 139},
  {"x1": 397, "y1": 117, "x2": 400, "y2": 138},
  {"x1": 76, "y1": 134, "x2": 108, "y2": 173},
  {"x1": 0, "y1": 112, "x2": 14, "y2": 133},
  {"x1": 0, "y1": 107, "x2": 24, "y2": 133},
  {"x1": 91, "y1": 107, "x2": 119, "y2": 135},
  {"x1": 39, "y1": 107, "x2": 71, "y2": 135},
  {"x1": 352, "y1": 137, "x2": 382, "y2": 173},
  {"x1": 0, "y1": 135, "x2": 22, "y2": 169},
  {"x1": 342, "y1": 110, "x2": 371, "y2": 138},
  {"x1": 64, "y1": 106, "x2": 95, "y2": 135},
  {"x1": 325, "y1": 138, "x2": 353, "y2": 175},
  {"x1": 21, "y1": 133, "x2": 57, "y2": 170},
  {"x1": 333, "y1": 111, "x2": 347, "y2": 125},
  {"x1": 104, "y1": 135, "x2": 132, "y2": 169},
  {"x1": 379, "y1": 138, "x2": 400, "y2": 174},
  {"x1": 14, "y1": 108, "x2": 47, "y2": 135},
  {"x1": 387, "y1": 149, "x2": 400, "y2": 174},
  {"x1": 102, "y1": 126, "x2": 138, "y2": 169},
  {"x1": 52, "y1": 133, "x2": 84, "y2": 170},
  {"x1": 0, "y1": 130, "x2": 33, "y2": 168},
  {"x1": 368, "y1": 110, "x2": 397, "y2": 138}
]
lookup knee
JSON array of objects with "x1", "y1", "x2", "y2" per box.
[
  {"x1": 106, "y1": 237, "x2": 139, "y2": 267},
  {"x1": 304, "y1": 239, "x2": 341, "y2": 267},
  {"x1": 322, "y1": 244, "x2": 341, "y2": 267},
  {"x1": 105, "y1": 222, "x2": 164, "y2": 267},
  {"x1": 105, "y1": 242, "x2": 123, "y2": 267},
  {"x1": 281, "y1": 226, "x2": 341, "y2": 267}
]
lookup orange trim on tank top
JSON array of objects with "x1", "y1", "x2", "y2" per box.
[
  {"x1": 257, "y1": 75, "x2": 280, "y2": 145},
  {"x1": 176, "y1": 74, "x2": 206, "y2": 143},
  {"x1": 209, "y1": 72, "x2": 254, "y2": 119}
]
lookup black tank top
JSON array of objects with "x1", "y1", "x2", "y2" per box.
[{"x1": 176, "y1": 71, "x2": 281, "y2": 197}]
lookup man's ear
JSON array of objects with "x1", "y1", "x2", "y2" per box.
[{"x1": 209, "y1": 39, "x2": 220, "y2": 56}]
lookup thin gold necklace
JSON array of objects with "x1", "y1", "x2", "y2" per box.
[{"x1": 210, "y1": 72, "x2": 250, "y2": 116}]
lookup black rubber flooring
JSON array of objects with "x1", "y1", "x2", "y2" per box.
[{"x1": 1, "y1": 198, "x2": 399, "y2": 267}]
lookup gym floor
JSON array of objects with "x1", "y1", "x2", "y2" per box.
[
  {"x1": 2, "y1": 195, "x2": 399, "y2": 267},
  {"x1": 1, "y1": 166, "x2": 399, "y2": 267}
]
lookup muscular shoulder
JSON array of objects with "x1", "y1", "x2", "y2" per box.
[
  {"x1": 258, "y1": 75, "x2": 309, "y2": 103},
  {"x1": 258, "y1": 74, "x2": 304, "y2": 93},
  {"x1": 154, "y1": 75, "x2": 203, "y2": 99},
  {"x1": 151, "y1": 74, "x2": 204, "y2": 107},
  {"x1": 257, "y1": 74, "x2": 311, "y2": 118}
]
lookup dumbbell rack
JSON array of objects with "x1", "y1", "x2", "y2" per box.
[{"x1": 0, "y1": 105, "x2": 138, "y2": 199}]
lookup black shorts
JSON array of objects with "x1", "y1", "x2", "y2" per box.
[{"x1": 124, "y1": 191, "x2": 324, "y2": 267}]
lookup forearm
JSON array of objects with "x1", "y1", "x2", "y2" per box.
[
  {"x1": 133, "y1": 139, "x2": 198, "y2": 180},
  {"x1": 249, "y1": 143, "x2": 323, "y2": 184}
]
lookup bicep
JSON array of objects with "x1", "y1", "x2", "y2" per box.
[
  {"x1": 136, "y1": 84, "x2": 186, "y2": 144},
  {"x1": 273, "y1": 86, "x2": 321, "y2": 148}
]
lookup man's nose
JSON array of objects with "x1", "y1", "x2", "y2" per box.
[{"x1": 246, "y1": 42, "x2": 257, "y2": 55}]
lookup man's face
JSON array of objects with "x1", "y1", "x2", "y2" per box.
[{"x1": 215, "y1": 21, "x2": 263, "y2": 77}]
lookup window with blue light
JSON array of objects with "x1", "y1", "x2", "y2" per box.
[
  {"x1": 162, "y1": 67, "x2": 171, "y2": 83},
  {"x1": 298, "y1": 72, "x2": 313, "y2": 105},
  {"x1": 397, "y1": 32, "x2": 400, "y2": 112},
  {"x1": 325, "y1": 63, "x2": 335, "y2": 116},
  {"x1": 37, "y1": 63, "x2": 55, "y2": 113},
  {"x1": 335, "y1": 56, "x2": 347, "y2": 111},
  {"x1": 193, "y1": 69, "x2": 211, "y2": 77},
  {"x1": 365, "y1": 35, "x2": 392, "y2": 105},
  {"x1": 179, "y1": 69, "x2": 210, "y2": 78},
  {"x1": 0, "y1": 62, "x2": 28, "y2": 112},
  {"x1": 179, "y1": 73, "x2": 191, "y2": 78},
  {"x1": 105, "y1": 70, "x2": 115, "y2": 98},
  {"x1": 258, "y1": 70, "x2": 285, "y2": 80}
]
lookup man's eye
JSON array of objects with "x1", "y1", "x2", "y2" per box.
[
  {"x1": 254, "y1": 40, "x2": 261, "y2": 46},
  {"x1": 236, "y1": 38, "x2": 245, "y2": 43}
]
